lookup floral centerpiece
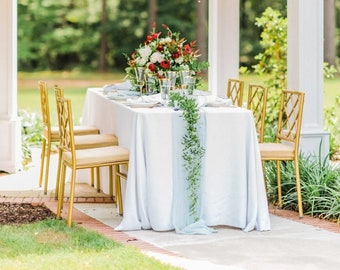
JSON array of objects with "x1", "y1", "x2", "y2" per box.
[{"x1": 125, "y1": 22, "x2": 209, "y2": 92}]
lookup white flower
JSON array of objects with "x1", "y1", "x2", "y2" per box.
[
  {"x1": 135, "y1": 57, "x2": 147, "y2": 66},
  {"x1": 150, "y1": 51, "x2": 163, "y2": 63},
  {"x1": 175, "y1": 57, "x2": 184, "y2": 64},
  {"x1": 139, "y1": 45, "x2": 152, "y2": 58}
]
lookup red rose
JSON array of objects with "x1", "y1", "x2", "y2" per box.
[
  {"x1": 160, "y1": 60, "x2": 170, "y2": 69},
  {"x1": 148, "y1": 63, "x2": 156, "y2": 72},
  {"x1": 172, "y1": 51, "x2": 180, "y2": 59},
  {"x1": 157, "y1": 44, "x2": 164, "y2": 52},
  {"x1": 183, "y1": 44, "x2": 192, "y2": 55}
]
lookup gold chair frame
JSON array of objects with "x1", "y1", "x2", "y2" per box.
[
  {"x1": 53, "y1": 85, "x2": 119, "y2": 198},
  {"x1": 227, "y1": 79, "x2": 244, "y2": 107},
  {"x1": 38, "y1": 81, "x2": 100, "y2": 195},
  {"x1": 259, "y1": 90, "x2": 305, "y2": 218},
  {"x1": 247, "y1": 84, "x2": 268, "y2": 143},
  {"x1": 56, "y1": 97, "x2": 129, "y2": 226}
]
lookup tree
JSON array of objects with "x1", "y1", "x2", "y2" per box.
[
  {"x1": 324, "y1": 0, "x2": 337, "y2": 67},
  {"x1": 99, "y1": 0, "x2": 108, "y2": 72},
  {"x1": 196, "y1": 0, "x2": 208, "y2": 64}
]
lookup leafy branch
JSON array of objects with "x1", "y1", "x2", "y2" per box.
[{"x1": 169, "y1": 92, "x2": 205, "y2": 221}]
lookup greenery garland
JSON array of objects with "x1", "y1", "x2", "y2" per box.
[{"x1": 169, "y1": 92, "x2": 205, "y2": 221}]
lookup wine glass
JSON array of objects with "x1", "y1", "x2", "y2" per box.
[
  {"x1": 179, "y1": 70, "x2": 191, "y2": 89},
  {"x1": 185, "y1": 76, "x2": 196, "y2": 95},
  {"x1": 144, "y1": 73, "x2": 156, "y2": 95},
  {"x1": 159, "y1": 78, "x2": 171, "y2": 105},
  {"x1": 134, "y1": 67, "x2": 145, "y2": 94},
  {"x1": 165, "y1": 71, "x2": 177, "y2": 91}
]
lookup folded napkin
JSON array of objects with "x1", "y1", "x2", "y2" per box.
[
  {"x1": 204, "y1": 96, "x2": 233, "y2": 107},
  {"x1": 103, "y1": 80, "x2": 132, "y2": 92},
  {"x1": 126, "y1": 94, "x2": 163, "y2": 104}
]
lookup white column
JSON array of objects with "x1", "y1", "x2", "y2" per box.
[
  {"x1": 208, "y1": 0, "x2": 240, "y2": 97},
  {"x1": 0, "y1": 0, "x2": 21, "y2": 173},
  {"x1": 287, "y1": 0, "x2": 329, "y2": 160}
]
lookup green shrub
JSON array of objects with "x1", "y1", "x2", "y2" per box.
[
  {"x1": 264, "y1": 154, "x2": 340, "y2": 222},
  {"x1": 19, "y1": 110, "x2": 43, "y2": 165}
]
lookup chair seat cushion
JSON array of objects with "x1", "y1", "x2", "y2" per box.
[
  {"x1": 47, "y1": 125, "x2": 100, "y2": 141},
  {"x1": 74, "y1": 134, "x2": 118, "y2": 149},
  {"x1": 259, "y1": 143, "x2": 295, "y2": 160},
  {"x1": 62, "y1": 146, "x2": 129, "y2": 167}
]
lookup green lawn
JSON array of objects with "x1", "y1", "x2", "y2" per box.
[{"x1": 0, "y1": 219, "x2": 179, "y2": 270}]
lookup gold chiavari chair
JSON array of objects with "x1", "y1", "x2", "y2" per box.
[
  {"x1": 247, "y1": 84, "x2": 268, "y2": 143},
  {"x1": 259, "y1": 90, "x2": 305, "y2": 218},
  {"x1": 226, "y1": 78, "x2": 244, "y2": 107},
  {"x1": 56, "y1": 97, "x2": 129, "y2": 226}
]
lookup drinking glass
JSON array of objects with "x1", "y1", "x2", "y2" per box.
[
  {"x1": 144, "y1": 73, "x2": 156, "y2": 95},
  {"x1": 179, "y1": 70, "x2": 191, "y2": 89},
  {"x1": 134, "y1": 67, "x2": 145, "y2": 94},
  {"x1": 165, "y1": 71, "x2": 177, "y2": 91},
  {"x1": 159, "y1": 78, "x2": 171, "y2": 105},
  {"x1": 185, "y1": 76, "x2": 196, "y2": 95}
]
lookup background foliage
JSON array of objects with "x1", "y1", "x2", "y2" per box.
[{"x1": 17, "y1": 0, "x2": 291, "y2": 72}]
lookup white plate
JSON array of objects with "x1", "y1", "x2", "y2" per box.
[{"x1": 124, "y1": 101, "x2": 160, "y2": 108}]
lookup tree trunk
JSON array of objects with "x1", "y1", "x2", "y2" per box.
[
  {"x1": 324, "y1": 0, "x2": 336, "y2": 66},
  {"x1": 99, "y1": 0, "x2": 107, "y2": 72},
  {"x1": 196, "y1": 0, "x2": 207, "y2": 63},
  {"x1": 148, "y1": 0, "x2": 157, "y2": 31}
]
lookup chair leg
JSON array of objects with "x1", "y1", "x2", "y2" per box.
[
  {"x1": 109, "y1": 165, "x2": 114, "y2": 198},
  {"x1": 276, "y1": 160, "x2": 282, "y2": 208},
  {"x1": 39, "y1": 139, "x2": 47, "y2": 187},
  {"x1": 294, "y1": 159, "x2": 303, "y2": 218},
  {"x1": 67, "y1": 167, "x2": 77, "y2": 227},
  {"x1": 115, "y1": 164, "x2": 123, "y2": 216},
  {"x1": 96, "y1": 167, "x2": 101, "y2": 192},
  {"x1": 90, "y1": 168, "x2": 94, "y2": 187},
  {"x1": 261, "y1": 160, "x2": 267, "y2": 192},
  {"x1": 43, "y1": 140, "x2": 52, "y2": 195},
  {"x1": 54, "y1": 147, "x2": 63, "y2": 199},
  {"x1": 57, "y1": 163, "x2": 66, "y2": 218}
]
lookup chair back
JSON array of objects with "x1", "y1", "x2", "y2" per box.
[
  {"x1": 247, "y1": 84, "x2": 268, "y2": 143},
  {"x1": 277, "y1": 90, "x2": 305, "y2": 151},
  {"x1": 54, "y1": 85, "x2": 65, "y2": 128},
  {"x1": 38, "y1": 81, "x2": 52, "y2": 133},
  {"x1": 227, "y1": 79, "x2": 244, "y2": 107},
  {"x1": 56, "y1": 97, "x2": 76, "y2": 156}
]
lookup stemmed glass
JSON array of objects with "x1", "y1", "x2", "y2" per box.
[
  {"x1": 179, "y1": 70, "x2": 191, "y2": 90},
  {"x1": 185, "y1": 76, "x2": 196, "y2": 95},
  {"x1": 144, "y1": 73, "x2": 156, "y2": 95},
  {"x1": 134, "y1": 67, "x2": 145, "y2": 94},
  {"x1": 165, "y1": 71, "x2": 177, "y2": 91},
  {"x1": 159, "y1": 78, "x2": 171, "y2": 105}
]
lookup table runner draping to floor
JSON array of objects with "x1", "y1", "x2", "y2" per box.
[{"x1": 81, "y1": 88, "x2": 271, "y2": 233}]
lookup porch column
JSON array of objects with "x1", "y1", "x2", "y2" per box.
[
  {"x1": 208, "y1": 0, "x2": 240, "y2": 97},
  {"x1": 287, "y1": 0, "x2": 329, "y2": 160},
  {"x1": 0, "y1": 0, "x2": 21, "y2": 173}
]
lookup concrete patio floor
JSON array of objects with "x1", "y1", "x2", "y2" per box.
[{"x1": 1, "y1": 153, "x2": 340, "y2": 270}]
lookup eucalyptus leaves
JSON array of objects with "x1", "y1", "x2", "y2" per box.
[{"x1": 169, "y1": 92, "x2": 205, "y2": 221}]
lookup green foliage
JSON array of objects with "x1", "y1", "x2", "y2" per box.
[
  {"x1": 240, "y1": 0, "x2": 287, "y2": 68},
  {"x1": 169, "y1": 92, "x2": 205, "y2": 221},
  {"x1": 253, "y1": 8, "x2": 339, "y2": 157},
  {"x1": 0, "y1": 219, "x2": 178, "y2": 269},
  {"x1": 324, "y1": 96, "x2": 340, "y2": 159},
  {"x1": 265, "y1": 154, "x2": 340, "y2": 222},
  {"x1": 252, "y1": 7, "x2": 287, "y2": 130},
  {"x1": 19, "y1": 110, "x2": 43, "y2": 165}
]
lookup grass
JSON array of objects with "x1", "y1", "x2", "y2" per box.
[{"x1": 0, "y1": 219, "x2": 179, "y2": 270}]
